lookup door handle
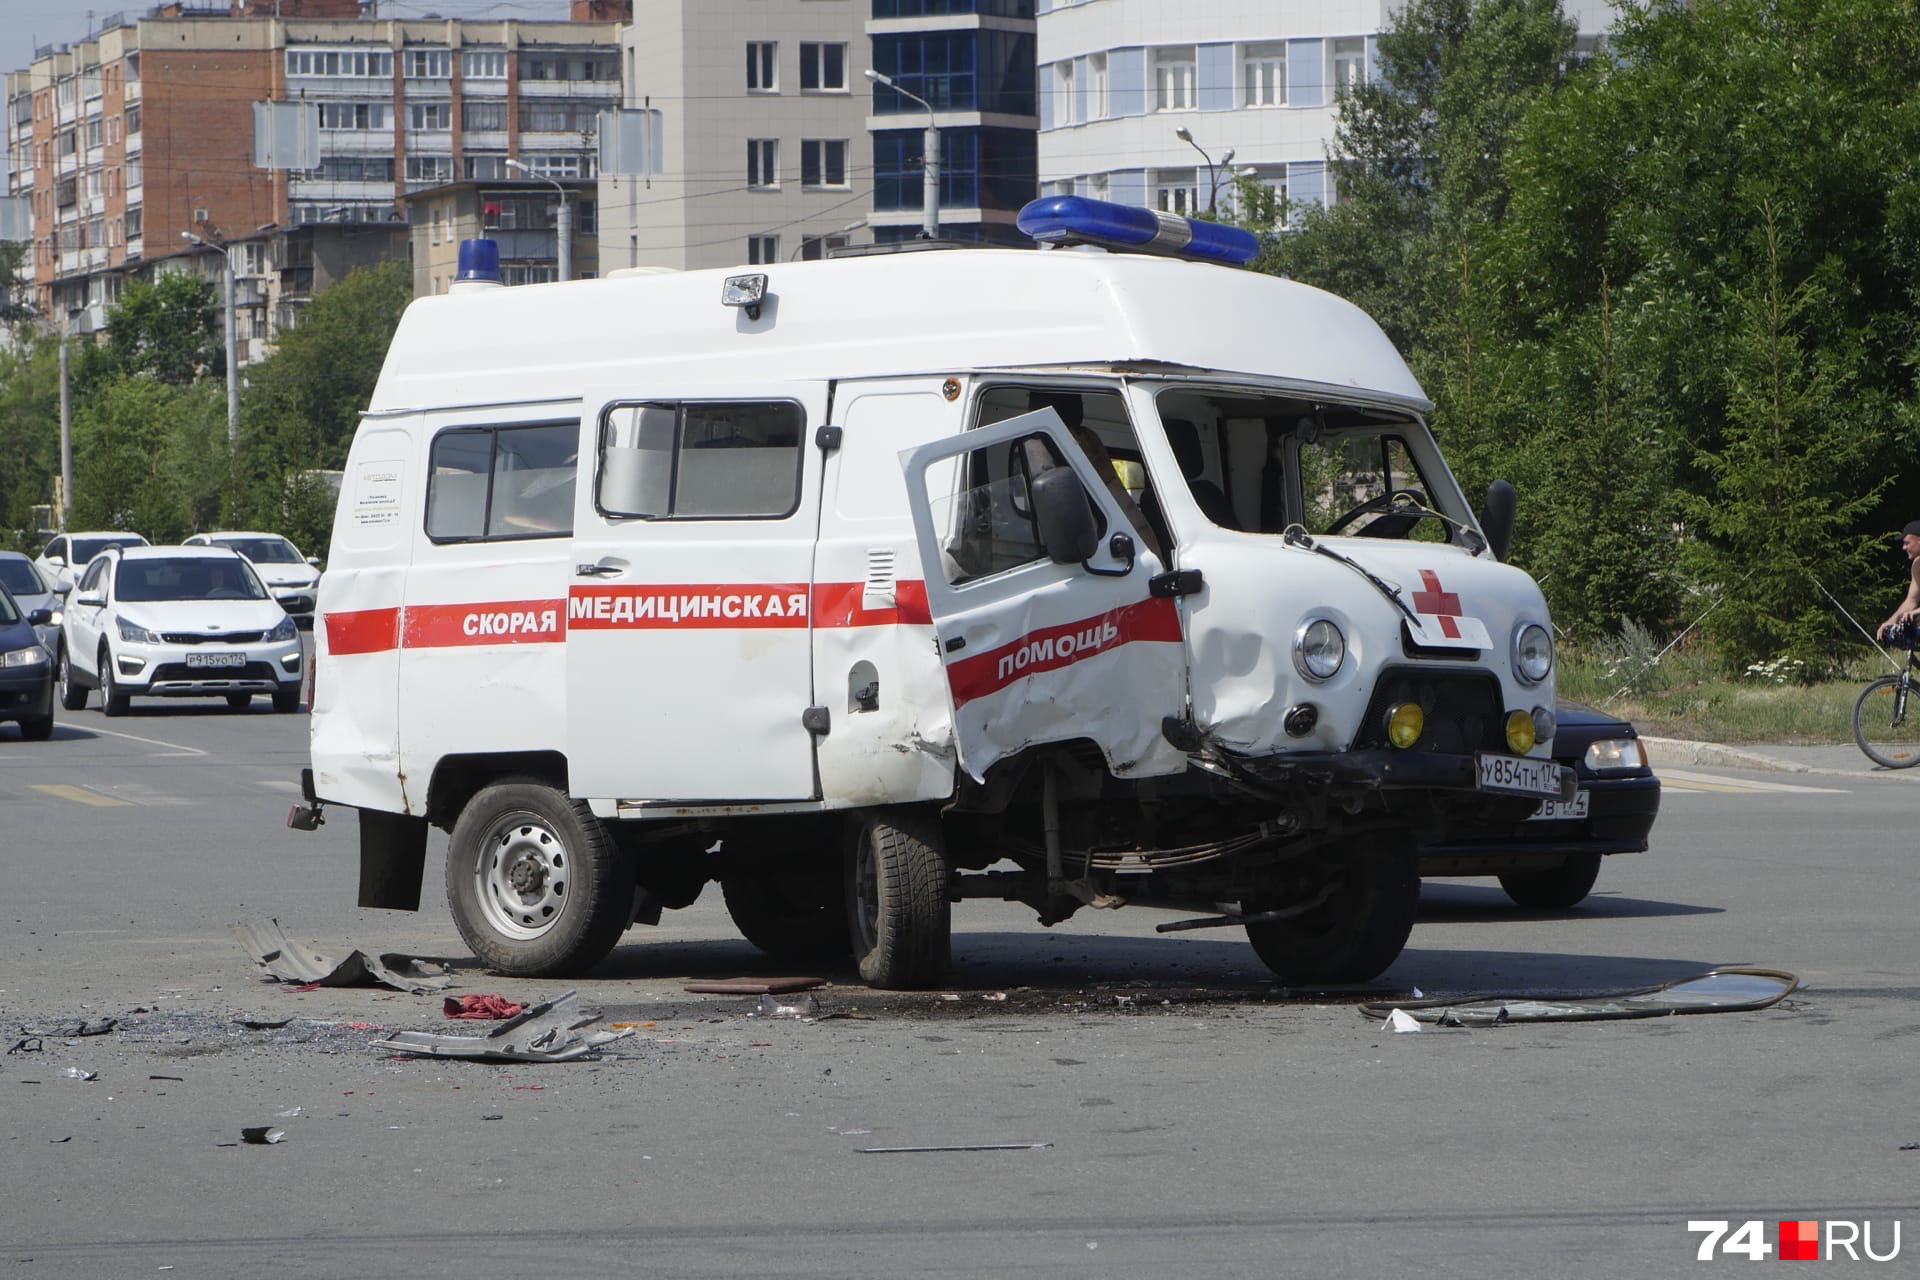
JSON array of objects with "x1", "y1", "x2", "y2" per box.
[{"x1": 575, "y1": 563, "x2": 623, "y2": 577}]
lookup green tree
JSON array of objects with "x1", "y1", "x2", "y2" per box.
[
  {"x1": 67, "y1": 374, "x2": 226, "y2": 538},
  {"x1": 0, "y1": 337, "x2": 61, "y2": 548},
  {"x1": 93, "y1": 271, "x2": 222, "y2": 386},
  {"x1": 0, "y1": 242, "x2": 37, "y2": 328}
]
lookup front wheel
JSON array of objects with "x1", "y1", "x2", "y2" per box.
[
  {"x1": 227, "y1": 693, "x2": 252, "y2": 710},
  {"x1": 1243, "y1": 830, "x2": 1419, "y2": 984},
  {"x1": 58, "y1": 646, "x2": 87, "y2": 711},
  {"x1": 17, "y1": 707, "x2": 54, "y2": 741},
  {"x1": 446, "y1": 780, "x2": 636, "y2": 977},
  {"x1": 1498, "y1": 852, "x2": 1603, "y2": 909},
  {"x1": 845, "y1": 809, "x2": 951, "y2": 989},
  {"x1": 271, "y1": 685, "x2": 302, "y2": 713},
  {"x1": 1852, "y1": 675, "x2": 1920, "y2": 768},
  {"x1": 99, "y1": 646, "x2": 131, "y2": 717}
]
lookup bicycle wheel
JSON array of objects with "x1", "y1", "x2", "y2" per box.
[{"x1": 1852, "y1": 675, "x2": 1920, "y2": 768}]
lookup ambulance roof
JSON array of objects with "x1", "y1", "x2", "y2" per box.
[{"x1": 368, "y1": 246, "x2": 1430, "y2": 414}]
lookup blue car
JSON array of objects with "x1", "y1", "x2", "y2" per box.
[{"x1": 0, "y1": 581, "x2": 55, "y2": 740}]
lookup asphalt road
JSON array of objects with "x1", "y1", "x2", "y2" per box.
[{"x1": 3, "y1": 699, "x2": 1917, "y2": 1278}]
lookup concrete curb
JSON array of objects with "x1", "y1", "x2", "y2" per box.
[{"x1": 1639, "y1": 736, "x2": 1810, "y2": 774}]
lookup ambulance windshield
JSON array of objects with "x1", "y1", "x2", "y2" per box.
[{"x1": 1149, "y1": 390, "x2": 1461, "y2": 545}]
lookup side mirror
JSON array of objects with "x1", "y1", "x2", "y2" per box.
[
  {"x1": 1030, "y1": 466, "x2": 1100, "y2": 565},
  {"x1": 26, "y1": 608, "x2": 51, "y2": 626},
  {"x1": 1480, "y1": 479, "x2": 1517, "y2": 561},
  {"x1": 76, "y1": 592, "x2": 104, "y2": 608},
  {"x1": 53, "y1": 582, "x2": 71, "y2": 598},
  {"x1": 306, "y1": 557, "x2": 322, "y2": 569}
]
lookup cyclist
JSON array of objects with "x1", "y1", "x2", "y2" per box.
[{"x1": 1877, "y1": 520, "x2": 1920, "y2": 644}]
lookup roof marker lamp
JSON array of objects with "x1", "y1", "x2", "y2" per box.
[
  {"x1": 722, "y1": 273, "x2": 768, "y2": 320},
  {"x1": 1016, "y1": 195, "x2": 1260, "y2": 267},
  {"x1": 455, "y1": 238, "x2": 502, "y2": 284}
]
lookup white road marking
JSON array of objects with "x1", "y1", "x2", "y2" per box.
[
  {"x1": 1655, "y1": 768, "x2": 1846, "y2": 795},
  {"x1": 80, "y1": 725, "x2": 209, "y2": 758}
]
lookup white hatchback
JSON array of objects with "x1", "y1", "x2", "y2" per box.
[
  {"x1": 183, "y1": 531, "x2": 322, "y2": 627},
  {"x1": 57, "y1": 545, "x2": 305, "y2": 715}
]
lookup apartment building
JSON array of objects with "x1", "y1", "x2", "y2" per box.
[
  {"x1": 5, "y1": 0, "x2": 625, "y2": 351},
  {"x1": 1036, "y1": 0, "x2": 1614, "y2": 220}
]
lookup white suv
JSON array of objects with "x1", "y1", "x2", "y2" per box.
[
  {"x1": 34, "y1": 531, "x2": 150, "y2": 593},
  {"x1": 183, "y1": 531, "x2": 322, "y2": 628},
  {"x1": 57, "y1": 545, "x2": 305, "y2": 715}
]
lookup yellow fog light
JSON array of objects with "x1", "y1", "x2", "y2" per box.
[
  {"x1": 1505, "y1": 709, "x2": 1537, "y2": 754},
  {"x1": 1386, "y1": 702, "x2": 1424, "y2": 749}
]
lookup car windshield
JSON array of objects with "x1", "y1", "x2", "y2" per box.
[
  {"x1": 0, "y1": 560, "x2": 46, "y2": 596},
  {"x1": 72, "y1": 534, "x2": 149, "y2": 563},
  {"x1": 218, "y1": 537, "x2": 302, "y2": 565},
  {"x1": 116, "y1": 558, "x2": 269, "y2": 603}
]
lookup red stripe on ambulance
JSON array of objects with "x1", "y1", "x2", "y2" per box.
[
  {"x1": 404, "y1": 600, "x2": 565, "y2": 647},
  {"x1": 567, "y1": 583, "x2": 811, "y2": 630},
  {"x1": 944, "y1": 597, "x2": 1184, "y2": 707},
  {"x1": 810, "y1": 579, "x2": 932, "y2": 628},
  {"x1": 325, "y1": 606, "x2": 401, "y2": 656}
]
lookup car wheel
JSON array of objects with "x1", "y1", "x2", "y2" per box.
[
  {"x1": 57, "y1": 645, "x2": 87, "y2": 711},
  {"x1": 227, "y1": 693, "x2": 253, "y2": 710},
  {"x1": 271, "y1": 685, "x2": 302, "y2": 714},
  {"x1": 845, "y1": 808, "x2": 950, "y2": 989},
  {"x1": 720, "y1": 832, "x2": 850, "y2": 961},
  {"x1": 1243, "y1": 830, "x2": 1419, "y2": 984},
  {"x1": 99, "y1": 646, "x2": 131, "y2": 717},
  {"x1": 18, "y1": 707, "x2": 54, "y2": 741},
  {"x1": 445, "y1": 779, "x2": 635, "y2": 977},
  {"x1": 1498, "y1": 852, "x2": 1603, "y2": 910}
]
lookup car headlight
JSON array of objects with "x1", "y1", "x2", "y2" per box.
[
  {"x1": 116, "y1": 615, "x2": 162, "y2": 645},
  {"x1": 1513, "y1": 623, "x2": 1553, "y2": 685},
  {"x1": 45, "y1": 609, "x2": 62, "y2": 628},
  {"x1": 1, "y1": 645, "x2": 49, "y2": 667},
  {"x1": 1293, "y1": 617, "x2": 1346, "y2": 681},
  {"x1": 1584, "y1": 738, "x2": 1648, "y2": 771},
  {"x1": 266, "y1": 615, "x2": 297, "y2": 642}
]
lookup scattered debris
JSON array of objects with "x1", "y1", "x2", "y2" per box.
[
  {"x1": 371, "y1": 991, "x2": 634, "y2": 1063},
  {"x1": 58, "y1": 1067, "x2": 98, "y2": 1081},
  {"x1": 1361, "y1": 967, "x2": 1801, "y2": 1026},
  {"x1": 856, "y1": 1142, "x2": 1052, "y2": 1154},
  {"x1": 443, "y1": 994, "x2": 524, "y2": 1021},
  {"x1": 684, "y1": 977, "x2": 826, "y2": 996},
  {"x1": 48, "y1": 1135, "x2": 70, "y2": 1143},
  {"x1": 7, "y1": 1037, "x2": 43, "y2": 1054},
  {"x1": 753, "y1": 993, "x2": 822, "y2": 1019},
  {"x1": 240, "y1": 1126, "x2": 286, "y2": 1145},
  {"x1": 232, "y1": 1016, "x2": 294, "y2": 1031},
  {"x1": 1899, "y1": 1141, "x2": 1920, "y2": 1152},
  {"x1": 149, "y1": 1075, "x2": 184, "y2": 1082},
  {"x1": 1384, "y1": 1009, "x2": 1421, "y2": 1034},
  {"x1": 233, "y1": 918, "x2": 452, "y2": 995}
]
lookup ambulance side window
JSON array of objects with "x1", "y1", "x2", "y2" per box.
[
  {"x1": 425, "y1": 422, "x2": 577, "y2": 542},
  {"x1": 598, "y1": 400, "x2": 804, "y2": 519}
]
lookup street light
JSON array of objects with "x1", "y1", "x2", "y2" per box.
[
  {"x1": 505, "y1": 158, "x2": 572, "y2": 282},
  {"x1": 865, "y1": 69, "x2": 939, "y2": 239},
  {"x1": 1174, "y1": 127, "x2": 1234, "y2": 215},
  {"x1": 182, "y1": 231, "x2": 238, "y2": 447}
]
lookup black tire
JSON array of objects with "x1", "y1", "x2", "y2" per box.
[
  {"x1": 271, "y1": 686, "x2": 301, "y2": 714},
  {"x1": 845, "y1": 808, "x2": 951, "y2": 989},
  {"x1": 1498, "y1": 852, "x2": 1603, "y2": 909},
  {"x1": 1852, "y1": 675, "x2": 1920, "y2": 768},
  {"x1": 445, "y1": 779, "x2": 636, "y2": 977},
  {"x1": 99, "y1": 646, "x2": 130, "y2": 717},
  {"x1": 57, "y1": 645, "x2": 87, "y2": 711},
  {"x1": 227, "y1": 693, "x2": 253, "y2": 710},
  {"x1": 721, "y1": 846, "x2": 851, "y2": 961},
  {"x1": 1243, "y1": 830, "x2": 1419, "y2": 984},
  {"x1": 18, "y1": 708, "x2": 54, "y2": 741}
]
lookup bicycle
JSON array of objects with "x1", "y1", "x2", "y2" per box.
[{"x1": 1852, "y1": 625, "x2": 1920, "y2": 768}]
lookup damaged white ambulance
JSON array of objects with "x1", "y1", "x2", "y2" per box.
[{"x1": 291, "y1": 196, "x2": 1572, "y2": 990}]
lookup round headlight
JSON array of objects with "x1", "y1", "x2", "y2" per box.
[
  {"x1": 1513, "y1": 623, "x2": 1553, "y2": 685},
  {"x1": 1505, "y1": 709, "x2": 1537, "y2": 754},
  {"x1": 1386, "y1": 702, "x2": 1425, "y2": 749},
  {"x1": 1293, "y1": 618, "x2": 1346, "y2": 681}
]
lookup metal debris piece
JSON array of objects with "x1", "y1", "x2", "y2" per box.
[
  {"x1": 7, "y1": 1037, "x2": 43, "y2": 1054},
  {"x1": 240, "y1": 1126, "x2": 286, "y2": 1145},
  {"x1": 233, "y1": 1016, "x2": 295, "y2": 1030},
  {"x1": 233, "y1": 918, "x2": 452, "y2": 995},
  {"x1": 58, "y1": 1067, "x2": 98, "y2": 1081},
  {"x1": 1384, "y1": 1009, "x2": 1421, "y2": 1033},
  {"x1": 370, "y1": 991, "x2": 634, "y2": 1063},
  {"x1": 684, "y1": 977, "x2": 826, "y2": 996},
  {"x1": 856, "y1": 1142, "x2": 1052, "y2": 1154},
  {"x1": 753, "y1": 993, "x2": 822, "y2": 1019},
  {"x1": 1360, "y1": 967, "x2": 1801, "y2": 1026}
]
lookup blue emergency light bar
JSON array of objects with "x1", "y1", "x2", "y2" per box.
[
  {"x1": 1015, "y1": 196, "x2": 1261, "y2": 267},
  {"x1": 457, "y1": 238, "x2": 502, "y2": 283}
]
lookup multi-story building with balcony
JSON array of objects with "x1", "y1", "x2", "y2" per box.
[{"x1": 4, "y1": 0, "x2": 625, "y2": 354}]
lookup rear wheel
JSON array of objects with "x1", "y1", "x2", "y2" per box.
[
  {"x1": 446, "y1": 780, "x2": 636, "y2": 977},
  {"x1": 226, "y1": 693, "x2": 252, "y2": 710},
  {"x1": 1243, "y1": 830, "x2": 1419, "y2": 984},
  {"x1": 721, "y1": 832, "x2": 850, "y2": 961},
  {"x1": 57, "y1": 646, "x2": 87, "y2": 711},
  {"x1": 99, "y1": 645, "x2": 131, "y2": 717},
  {"x1": 845, "y1": 809, "x2": 950, "y2": 989},
  {"x1": 1852, "y1": 675, "x2": 1920, "y2": 768},
  {"x1": 1498, "y1": 852, "x2": 1603, "y2": 909}
]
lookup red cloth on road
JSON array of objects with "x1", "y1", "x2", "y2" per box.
[{"x1": 443, "y1": 994, "x2": 524, "y2": 1020}]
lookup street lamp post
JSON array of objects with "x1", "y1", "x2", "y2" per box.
[
  {"x1": 1174, "y1": 127, "x2": 1234, "y2": 215},
  {"x1": 505, "y1": 159, "x2": 572, "y2": 282},
  {"x1": 182, "y1": 232, "x2": 238, "y2": 447},
  {"x1": 865, "y1": 69, "x2": 939, "y2": 239}
]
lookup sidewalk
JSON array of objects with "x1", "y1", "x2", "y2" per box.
[{"x1": 1640, "y1": 736, "x2": 1910, "y2": 778}]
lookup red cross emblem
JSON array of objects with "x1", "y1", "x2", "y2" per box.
[{"x1": 1412, "y1": 569, "x2": 1462, "y2": 638}]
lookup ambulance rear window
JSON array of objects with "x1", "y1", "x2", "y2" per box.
[
  {"x1": 426, "y1": 421, "x2": 578, "y2": 542},
  {"x1": 597, "y1": 400, "x2": 804, "y2": 520}
]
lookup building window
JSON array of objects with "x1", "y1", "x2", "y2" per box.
[
  {"x1": 748, "y1": 235, "x2": 778, "y2": 265},
  {"x1": 519, "y1": 99, "x2": 608, "y2": 133},
  {"x1": 408, "y1": 102, "x2": 453, "y2": 131},
  {"x1": 318, "y1": 102, "x2": 392, "y2": 130},
  {"x1": 463, "y1": 98, "x2": 508, "y2": 131},
  {"x1": 406, "y1": 155, "x2": 453, "y2": 184},
  {"x1": 1244, "y1": 42, "x2": 1286, "y2": 106},
  {"x1": 515, "y1": 152, "x2": 595, "y2": 180},
  {"x1": 1332, "y1": 38, "x2": 1367, "y2": 96},
  {"x1": 1054, "y1": 60, "x2": 1076, "y2": 126},
  {"x1": 799, "y1": 43, "x2": 846, "y2": 92},
  {"x1": 124, "y1": 103, "x2": 139, "y2": 134},
  {"x1": 501, "y1": 263, "x2": 559, "y2": 287},
  {"x1": 800, "y1": 139, "x2": 847, "y2": 188},
  {"x1": 1153, "y1": 46, "x2": 1197, "y2": 112},
  {"x1": 464, "y1": 153, "x2": 510, "y2": 181},
  {"x1": 747, "y1": 139, "x2": 778, "y2": 189},
  {"x1": 520, "y1": 52, "x2": 618, "y2": 82},
  {"x1": 404, "y1": 49, "x2": 452, "y2": 79},
  {"x1": 286, "y1": 48, "x2": 394, "y2": 78},
  {"x1": 1155, "y1": 171, "x2": 1198, "y2": 215},
  {"x1": 317, "y1": 155, "x2": 394, "y2": 181},
  {"x1": 462, "y1": 50, "x2": 507, "y2": 80},
  {"x1": 125, "y1": 207, "x2": 141, "y2": 238},
  {"x1": 747, "y1": 42, "x2": 777, "y2": 92}
]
